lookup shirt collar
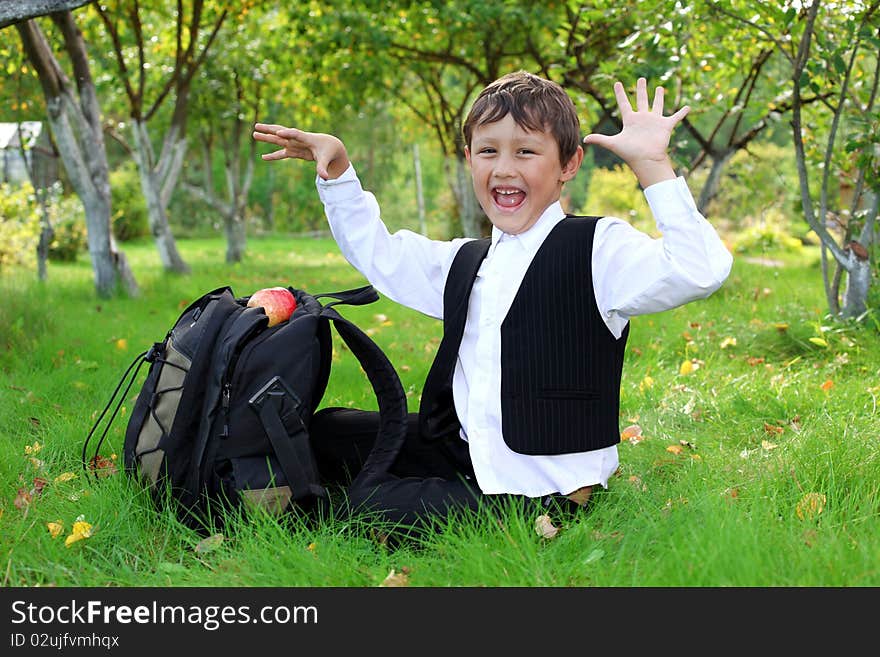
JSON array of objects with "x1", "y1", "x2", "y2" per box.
[{"x1": 489, "y1": 201, "x2": 567, "y2": 256}]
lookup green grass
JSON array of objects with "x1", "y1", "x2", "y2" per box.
[{"x1": 1, "y1": 236, "x2": 878, "y2": 587}]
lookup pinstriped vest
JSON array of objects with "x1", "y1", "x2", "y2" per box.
[{"x1": 418, "y1": 216, "x2": 628, "y2": 455}]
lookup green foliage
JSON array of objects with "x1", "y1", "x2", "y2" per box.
[
  {"x1": 0, "y1": 182, "x2": 40, "y2": 270},
  {"x1": 110, "y1": 161, "x2": 149, "y2": 241},
  {"x1": 690, "y1": 141, "x2": 808, "y2": 251},
  {"x1": 48, "y1": 195, "x2": 87, "y2": 262},
  {"x1": 582, "y1": 165, "x2": 654, "y2": 234},
  {"x1": 730, "y1": 208, "x2": 805, "y2": 255}
]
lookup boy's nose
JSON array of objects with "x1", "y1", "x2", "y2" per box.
[{"x1": 492, "y1": 153, "x2": 516, "y2": 177}]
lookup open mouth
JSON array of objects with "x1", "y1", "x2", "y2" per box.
[{"x1": 492, "y1": 186, "x2": 526, "y2": 210}]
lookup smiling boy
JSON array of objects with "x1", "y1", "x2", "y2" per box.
[{"x1": 253, "y1": 72, "x2": 732, "y2": 530}]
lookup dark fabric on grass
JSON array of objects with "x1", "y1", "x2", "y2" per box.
[{"x1": 310, "y1": 407, "x2": 586, "y2": 532}]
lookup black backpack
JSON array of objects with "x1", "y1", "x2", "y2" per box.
[{"x1": 83, "y1": 284, "x2": 408, "y2": 528}]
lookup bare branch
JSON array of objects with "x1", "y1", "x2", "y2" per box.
[{"x1": 0, "y1": 0, "x2": 92, "y2": 29}]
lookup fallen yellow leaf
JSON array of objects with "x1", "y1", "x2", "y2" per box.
[
  {"x1": 47, "y1": 521, "x2": 64, "y2": 538},
  {"x1": 666, "y1": 444, "x2": 683, "y2": 455},
  {"x1": 54, "y1": 472, "x2": 77, "y2": 483},
  {"x1": 679, "y1": 359, "x2": 694, "y2": 375},
  {"x1": 639, "y1": 375, "x2": 654, "y2": 392},
  {"x1": 720, "y1": 336, "x2": 737, "y2": 349},
  {"x1": 796, "y1": 492, "x2": 826, "y2": 520},
  {"x1": 65, "y1": 517, "x2": 93, "y2": 547},
  {"x1": 809, "y1": 337, "x2": 828, "y2": 347},
  {"x1": 820, "y1": 379, "x2": 834, "y2": 391},
  {"x1": 115, "y1": 338, "x2": 128, "y2": 350}
]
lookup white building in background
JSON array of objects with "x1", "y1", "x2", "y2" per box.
[{"x1": 0, "y1": 121, "x2": 59, "y2": 188}]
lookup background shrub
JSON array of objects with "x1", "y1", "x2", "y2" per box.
[
  {"x1": 48, "y1": 194, "x2": 87, "y2": 262},
  {"x1": 110, "y1": 161, "x2": 149, "y2": 241},
  {"x1": 0, "y1": 182, "x2": 40, "y2": 270}
]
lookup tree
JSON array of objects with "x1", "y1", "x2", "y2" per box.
[
  {"x1": 12, "y1": 8, "x2": 139, "y2": 297},
  {"x1": 288, "y1": 0, "x2": 565, "y2": 238},
  {"x1": 184, "y1": 9, "x2": 268, "y2": 263},
  {"x1": 0, "y1": 27, "x2": 58, "y2": 280},
  {"x1": 723, "y1": 0, "x2": 879, "y2": 318},
  {"x1": 93, "y1": 0, "x2": 228, "y2": 274},
  {"x1": 669, "y1": 2, "x2": 832, "y2": 213}
]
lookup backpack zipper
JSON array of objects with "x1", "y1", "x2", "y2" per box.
[
  {"x1": 218, "y1": 316, "x2": 270, "y2": 440},
  {"x1": 220, "y1": 383, "x2": 232, "y2": 438}
]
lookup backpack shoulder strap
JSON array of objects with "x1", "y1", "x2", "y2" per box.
[
  {"x1": 319, "y1": 298, "x2": 408, "y2": 477},
  {"x1": 315, "y1": 284, "x2": 379, "y2": 308}
]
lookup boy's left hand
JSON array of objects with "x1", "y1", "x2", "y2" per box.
[{"x1": 583, "y1": 78, "x2": 689, "y2": 188}]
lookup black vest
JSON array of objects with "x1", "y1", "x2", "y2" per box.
[{"x1": 418, "y1": 216, "x2": 628, "y2": 455}]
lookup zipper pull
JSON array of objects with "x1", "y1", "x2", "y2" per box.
[{"x1": 220, "y1": 383, "x2": 231, "y2": 438}]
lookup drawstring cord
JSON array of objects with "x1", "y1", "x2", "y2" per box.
[{"x1": 82, "y1": 347, "x2": 152, "y2": 483}]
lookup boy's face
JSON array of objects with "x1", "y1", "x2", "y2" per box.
[{"x1": 465, "y1": 114, "x2": 582, "y2": 235}]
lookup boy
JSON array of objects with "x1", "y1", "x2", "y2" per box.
[{"x1": 253, "y1": 72, "x2": 732, "y2": 530}]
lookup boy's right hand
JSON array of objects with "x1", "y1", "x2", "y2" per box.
[{"x1": 252, "y1": 124, "x2": 350, "y2": 180}]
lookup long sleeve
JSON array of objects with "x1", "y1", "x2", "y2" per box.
[
  {"x1": 316, "y1": 164, "x2": 471, "y2": 320},
  {"x1": 592, "y1": 176, "x2": 733, "y2": 339}
]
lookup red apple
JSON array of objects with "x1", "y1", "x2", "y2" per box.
[{"x1": 246, "y1": 286, "x2": 296, "y2": 327}]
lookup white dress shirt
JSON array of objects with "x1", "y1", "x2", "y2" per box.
[{"x1": 317, "y1": 164, "x2": 732, "y2": 497}]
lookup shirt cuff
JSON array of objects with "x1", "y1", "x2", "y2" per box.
[
  {"x1": 642, "y1": 176, "x2": 698, "y2": 218},
  {"x1": 316, "y1": 163, "x2": 363, "y2": 203}
]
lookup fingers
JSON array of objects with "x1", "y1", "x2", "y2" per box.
[
  {"x1": 253, "y1": 122, "x2": 318, "y2": 162},
  {"x1": 635, "y1": 77, "x2": 649, "y2": 112},
  {"x1": 253, "y1": 123, "x2": 294, "y2": 149},
  {"x1": 252, "y1": 131, "x2": 285, "y2": 147},
  {"x1": 613, "y1": 81, "x2": 633, "y2": 116},
  {"x1": 261, "y1": 148, "x2": 291, "y2": 161},
  {"x1": 582, "y1": 132, "x2": 613, "y2": 149},
  {"x1": 613, "y1": 79, "x2": 687, "y2": 121},
  {"x1": 254, "y1": 123, "x2": 288, "y2": 134},
  {"x1": 651, "y1": 85, "x2": 664, "y2": 114},
  {"x1": 669, "y1": 105, "x2": 690, "y2": 124}
]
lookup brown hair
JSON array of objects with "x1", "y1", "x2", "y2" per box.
[{"x1": 462, "y1": 71, "x2": 581, "y2": 166}]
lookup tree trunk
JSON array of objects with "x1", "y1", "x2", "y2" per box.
[
  {"x1": 840, "y1": 251, "x2": 870, "y2": 318},
  {"x1": 35, "y1": 188, "x2": 53, "y2": 281},
  {"x1": 131, "y1": 119, "x2": 190, "y2": 273},
  {"x1": 16, "y1": 15, "x2": 139, "y2": 298},
  {"x1": 841, "y1": 187, "x2": 879, "y2": 318},
  {"x1": 446, "y1": 152, "x2": 482, "y2": 238},
  {"x1": 224, "y1": 211, "x2": 246, "y2": 263},
  {"x1": 183, "y1": 149, "x2": 252, "y2": 263},
  {"x1": 413, "y1": 143, "x2": 426, "y2": 236},
  {"x1": 697, "y1": 150, "x2": 735, "y2": 214}
]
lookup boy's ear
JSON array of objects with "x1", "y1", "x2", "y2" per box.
[
  {"x1": 464, "y1": 145, "x2": 471, "y2": 164},
  {"x1": 560, "y1": 145, "x2": 584, "y2": 183}
]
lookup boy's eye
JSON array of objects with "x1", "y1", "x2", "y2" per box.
[
  {"x1": 518, "y1": 149, "x2": 535, "y2": 155},
  {"x1": 479, "y1": 148, "x2": 496, "y2": 154}
]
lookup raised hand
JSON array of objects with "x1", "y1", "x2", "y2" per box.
[
  {"x1": 252, "y1": 123, "x2": 350, "y2": 180},
  {"x1": 582, "y1": 78, "x2": 690, "y2": 187}
]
